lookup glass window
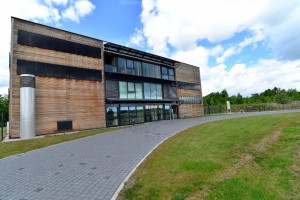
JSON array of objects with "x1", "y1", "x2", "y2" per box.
[
  {"x1": 129, "y1": 106, "x2": 136, "y2": 124},
  {"x1": 128, "y1": 82, "x2": 135, "y2": 92},
  {"x1": 118, "y1": 58, "x2": 126, "y2": 73},
  {"x1": 136, "y1": 106, "x2": 144, "y2": 123},
  {"x1": 162, "y1": 67, "x2": 168, "y2": 75},
  {"x1": 134, "y1": 61, "x2": 142, "y2": 76},
  {"x1": 150, "y1": 83, "x2": 157, "y2": 99},
  {"x1": 169, "y1": 75, "x2": 174, "y2": 80},
  {"x1": 156, "y1": 84, "x2": 162, "y2": 99},
  {"x1": 127, "y1": 60, "x2": 133, "y2": 69},
  {"x1": 144, "y1": 83, "x2": 151, "y2": 99},
  {"x1": 158, "y1": 105, "x2": 163, "y2": 120},
  {"x1": 126, "y1": 60, "x2": 134, "y2": 75},
  {"x1": 135, "y1": 83, "x2": 143, "y2": 99},
  {"x1": 169, "y1": 68, "x2": 174, "y2": 76},
  {"x1": 106, "y1": 107, "x2": 118, "y2": 126},
  {"x1": 120, "y1": 107, "x2": 129, "y2": 125},
  {"x1": 149, "y1": 64, "x2": 156, "y2": 78},
  {"x1": 128, "y1": 82, "x2": 135, "y2": 99},
  {"x1": 154, "y1": 65, "x2": 161, "y2": 79},
  {"x1": 119, "y1": 81, "x2": 127, "y2": 99},
  {"x1": 142, "y1": 63, "x2": 149, "y2": 77},
  {"x1": 164, "y1": 105, "x2": 171, "y2": 120},
  {"x1": 151, "y1": 105, "x2": 158, "y2": 121}
]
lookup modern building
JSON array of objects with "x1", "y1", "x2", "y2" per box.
[{"x1": 9, "y1": 17, "x2": 203, "y2": 139}]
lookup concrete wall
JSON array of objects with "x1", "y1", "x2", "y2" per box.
[{"x1": 9, "y1": 17, "x2": 106, "y2": 138}]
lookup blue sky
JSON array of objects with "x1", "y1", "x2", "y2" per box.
[{"x1": 0, "y1": 0, "x2": 300, "y2": 96}]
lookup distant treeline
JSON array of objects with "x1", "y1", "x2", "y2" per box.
[{"x1": 203, "y1": 87, "x2": 300, "y2": 106}]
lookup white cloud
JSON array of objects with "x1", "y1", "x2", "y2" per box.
[
  {"x1": 129, "y1": 28, "x2": 146, "y2": 47},
  {"x1": 202, "y1": 59, "x2": 300, "y2": 96},
  {"x1": 130, "y1": 0, "x2": 300, "y2": 96},
  {"x1": 133, "y1": 0, "x2": 300, "y2": 60},
  {"x1": 62, "y1": 0, "x2": 95, "y2": 23},
  {"x1": 0, "y1": 0, "x2": 95, "y2": 94}
]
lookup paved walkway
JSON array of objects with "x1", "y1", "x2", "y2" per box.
[{"x1": 1, "y1": 110, "x2": 299, "y2": 200}]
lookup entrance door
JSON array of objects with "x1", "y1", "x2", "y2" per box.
[{"x1": 145, "y1": 106, "x2": 152, "y2": 122}]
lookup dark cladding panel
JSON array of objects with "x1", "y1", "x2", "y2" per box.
[
  {"x1": 52, "y1": 65, "x2": 63, "y2": 78},
  {"x1": 35, "y1": 34, "x2": 46, "y2": 48},
  {"x1": 17, "y1": 30, "x2": 27, "y2": 45},
  {"x1": 61, "y1": 65, "x2": 69, "y2": 79},
  {"x1": 69, "y1": 42, "x2": 77, "y2": 54},
  {"x1": 17, "y1": 60, "x2": 28, "y2": 75},
  {"x1": 45, "y1": 36, "x2": 56, "y2": 51},
  {"x1": 17, "y1": 59, "x2": 101, "y2": 81},
  {"x1": 26, "y1": 62, "x2": 37, "y2": 75},
  {"x1": 27, "y1": 32, "x2": 36, "y2": 46},
  {"x1": 16, "y1": 30, "x2": 102, "y2": 58},
  {"x1": 69, "y1": 67, "x2": 81, "y2": 80},
  {"x1": 36, "y1": 62, "x2": 46, "y2": 77},
  {"x1": 45, "y1": 63, "x2": 55, "y2": 77}
]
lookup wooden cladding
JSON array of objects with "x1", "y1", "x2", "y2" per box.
[
  {"x1": 18, "y1": 29, "x2": 101, "y2": 59},
  {"x1": 17, "y1": 59, "x2": 102, "y2": 81},
  {"x1": 105, "y1": 80, "x2": 119, "y2": 98}
]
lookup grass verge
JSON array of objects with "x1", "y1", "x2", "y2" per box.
[
  {"x1": 119, "y1": 113, "x2": 300, "y2": 200},
  {"x1": 0, "y1": 127, "x2": 123, "y2": 159}
]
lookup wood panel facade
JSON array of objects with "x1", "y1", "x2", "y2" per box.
[
  {"x1": 175, "y1": 63, "x2": 204, "y2": 118},
  {"x1": 9, "y1": 17, "x2": 105, "y2": 138}
]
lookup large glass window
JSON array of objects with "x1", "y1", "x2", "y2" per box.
[
  {"x1": 136, "y1": 106, "x2": 144, "y2": 123},
  {"x1": 169, "y1": 68, "x2": 174, "y2": 80},
  {"x1": 154, "y1": 65, "x2": 161, "y2": 79},
  {"x1": 144, "y1": 83, "x2": 151, "y2": 99},
  {"x1": 134, "y1": 61, "x2": 142, "y2": 76},
  {"x1": 164, "y1": 105, "x2": 171, "y2": 120},
  {"x1": 129, "y1": 106, "x2": 136, "y2": 124},
  {"x1": 151, "y1": 105, "x2": 158, "y2": 121},
  {"x1": 135, "y1": 83, "x2": 143, "y2": 99},
  {"x1": 144, "y1": 82, "x2": 162, "y2": 99},
  {"x1": 150, "y1": 83, "x2": 157, "y2": 99},
  {"x1": 118, "y1": 58, "x2": 126, "y2": 73},
  {"x1": 119, "y1": 81, "x2": 127, "y2": 98},
  {"x1": 142, "y1": 63, "x2": 149, "y2": 77},
  {"x1": 128, "y1": 82, "x2": 135, "y2": 99},
  {"x1": 119, "y1": 81, "x2": 143, "y2": 99},
  {"x1": 106, "y1": 107, "x2": 118, "y2": 126},
  {"x1": 120, "y1": 107, "x2": 129, "y2": 125},
  {"x1": 156, "y1": 84, "x2": 162, "y2": 99},
  {"x1": 161, "y1": 66, "x2": 175, "y2": 80},
  {"x1": 149, "y1": 64, "x2": 156, "y2": 78},
  {"x1": 162, "y1": 67, "x2": 168, "y2": 80},
  {"x1": 158, "y1": 105, "x2": 163, "y2": 120},
  {"x1": 127, "y1": 60, "x2": 134, "y2": 75}
]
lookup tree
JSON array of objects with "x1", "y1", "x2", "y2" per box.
[
  {"x1": 0, "y1": 94, "x2": 9, "y2": 124},
  {"x1": 275, "y1": 92, "x2": 288, "y2": 104}
]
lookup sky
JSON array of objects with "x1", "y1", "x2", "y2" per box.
[{"x1": 0, "y1": 0, "x2": 300, "y2": 97}]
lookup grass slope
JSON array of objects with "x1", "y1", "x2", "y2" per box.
[
  {"x1": 0, "y1": 127, "x2": 122, "y2": 159},
  {"x1": 120, "y1": 113, "x2": 300, "y2": 200}
]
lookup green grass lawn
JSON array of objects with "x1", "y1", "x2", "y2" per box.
[
  {"x1": 120, "y1": 113, "x2": 300, "y2": 200},
  {"x1": 0, "y1": 127, "x2": 123, "y2": 159}
]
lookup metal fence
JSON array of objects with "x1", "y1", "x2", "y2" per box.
[{"x1": 204, "y1": 101, "x2": 300, "y2": 115}]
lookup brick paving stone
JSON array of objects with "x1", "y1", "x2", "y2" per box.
[{"x1": 0, "y1": 110, "x2": 299, "y2": 200}]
